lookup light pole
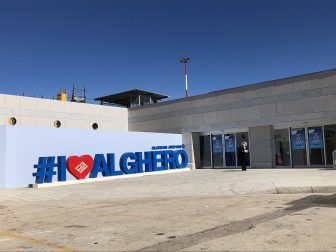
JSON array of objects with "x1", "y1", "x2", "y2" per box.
[{"x1": 180, "y1": 57, "x2": 190, "y2": 98}]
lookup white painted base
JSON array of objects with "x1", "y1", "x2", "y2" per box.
[{"x1": 30, "y1": 168, "x2": 191, "y2": 189}]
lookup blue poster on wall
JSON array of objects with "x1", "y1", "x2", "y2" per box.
[
  {"x1": 212, "y1": 135, "x2": 223, "y2": 153},
  {"x1": 291, "y1": 129, "x2": 306, "y2": 150},
  {"x1": 308, "y1": 127, "x2": 324, "y2": 149},
  {"x1": 224, "y1": 135, "x2": 235, "y2": 153}
]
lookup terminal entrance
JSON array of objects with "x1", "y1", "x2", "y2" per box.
[
  {"x1": 290, "y1": 126, "x2": 325, "y2": 167},
  {"x1": 274, "y1": 124, "x2": 336, "y2": 167},
  {"x1": 290, "y1": 127, "x2": 308, "y2": 167},
  {"x1": 308, "y1": 126, "x2": 325, "y2": 166},
  {"x1": 200, "y1": 124, "x2": 336, "y2": 168},
  {"x1": 211, "y1": 134, "x2": 224, "y2": 168},
  {"x1": 200, "y1": 131, "x2": 250, "y2": 168}
]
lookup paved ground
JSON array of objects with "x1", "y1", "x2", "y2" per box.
[
  {"x1": 1, "y1": 169, "x2": 336, "y2": 251},
  {"x1": 1, "y1": 168, "x2": 336, "y2": 201}
]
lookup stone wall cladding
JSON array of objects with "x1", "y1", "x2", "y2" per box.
[
  {"x1": 0, "y1": 94, "x2": 128, "y2": 131},
  {"x1": 129, "y1": 70, "x2": 336, "y2": 133}
]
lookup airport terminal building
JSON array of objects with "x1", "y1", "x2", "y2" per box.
[{"x1": 1, "y1": 68, "x2": 336, "y2": 169}]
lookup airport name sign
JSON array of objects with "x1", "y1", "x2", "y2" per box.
[{"x1": 33, "y1": 145, "x2": 188, "y2": 184}]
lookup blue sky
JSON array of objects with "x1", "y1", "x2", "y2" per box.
[{"x1": 0, "y1": 0, "x2": 336, "y2": 102}]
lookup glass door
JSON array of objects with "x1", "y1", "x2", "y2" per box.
[
  {"x1": 290, "y1": 128, "x2": 307, "y2": 167},
  {"x1": 308, "y1": 126, "x2": 325, "y2": 166},
  {"x1": 236, "y1": 132, "x2": 250, "y2": 166},
  {"x1": 224, "y1": 133, "x2": 236, "y2": 166},
  {"x1": 200, "y1": 135, "x2": 212, "y2": 168},
  {"x1": 211, "y1": 134, "x2": 224, "y2": 168},
  {"x1": 274, "y1": 129, "x2": 291, "y2": 166},
  {"x1": 324, "y1": 124, "x2": 336, "y2": 165}
]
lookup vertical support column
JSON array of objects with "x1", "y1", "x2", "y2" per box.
[
  {"x1": 192, "y1": 132, "x2": 201, "y2": 169},
  {"x1": 182, "y1": 132, "x2": 199, "y2": 169},
  {"x1": 249, "y1": 125, "x2": 274, "y2": 168}
]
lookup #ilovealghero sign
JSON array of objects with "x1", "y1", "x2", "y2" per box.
[
  {"x1": 0, "y1": 126, "x2": 186, "y2": 188},
  {"x1": 33, "y1": 145, "x2": 188, "y2": 184}
]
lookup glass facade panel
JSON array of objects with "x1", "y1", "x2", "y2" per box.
[
  {"x1": 211, "y1": 134, "x2": 224, "y2": 168},
  {"x1": 224, "y1": 133, "x2": 236, "y2": 166},
  {"x1": 273, "y1": 129, "x2": 291, "y2": 166},
  {"x1": 236, "y1": 132, "x2": 250, "y2": 166},
  {"x1": 290, "y1": 128, "x2": 307, "y2": 167},
  {"x1": 199, "y1": 125, "x2": 336, "y2": 169},
  {"x1": 200, "y1": 135, "x2": 211, "y2": 167},
  {"x1": 308, "y1": 126, "x2": 324, "y2": 166},
  {"x1": 324, "y1": 124, "x2": 336, "y2": 165}
]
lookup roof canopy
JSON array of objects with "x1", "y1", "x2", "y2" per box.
[{"x1": 95, "y1": 89, "x2": 168, "y2": 107}]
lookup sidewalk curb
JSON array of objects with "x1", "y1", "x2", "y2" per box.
[{"x1": 274, "y1": 186, "x2": 336, "y2": 194}]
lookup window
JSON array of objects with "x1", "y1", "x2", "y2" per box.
[
  {"x1": 54, "y1": 120, "x2": 61, "y2": 128},
  {"x1": 8, "y1": 117, "x2": 17, "y2": 126},
  {"x1": 92, "y1": 123, "x2": 98, "y2": 130}
]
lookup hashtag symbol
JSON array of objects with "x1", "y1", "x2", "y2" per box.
[{"x1": 33, "y1": 157, "x2": 57, "y2": 184}]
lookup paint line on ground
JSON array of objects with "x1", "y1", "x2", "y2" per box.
[{"x1": 0, "y1": 231, "x2": 79, "y2": 252}]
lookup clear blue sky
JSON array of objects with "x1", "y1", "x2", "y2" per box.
[{"x1": 0, "y1": 0, "x2": 336, "y2": 102}]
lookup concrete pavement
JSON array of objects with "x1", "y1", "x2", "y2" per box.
[
  {"x1": 1, "y1": 169, "x2": 336, "y2": 251},
  {"x1": 1, "y1": 168, "x2": 336, "y2": 202}
]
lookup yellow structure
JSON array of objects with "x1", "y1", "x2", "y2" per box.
[{"x1": 57, "y1": 90, "x2": 67, "y2": 101}]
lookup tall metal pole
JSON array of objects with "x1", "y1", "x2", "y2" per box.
[
  {"x1": 180, "y1": 57, "x2": 190, "y2": 98},
  {"x1": 185, "y1": 61, "x2": 188, "y2": 98}
]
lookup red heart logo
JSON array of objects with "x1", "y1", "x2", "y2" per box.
[{"x1": 67, "y1": 155, "x2": 94, "y2": 180}]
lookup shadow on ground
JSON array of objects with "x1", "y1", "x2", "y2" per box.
[{"x1": 137, "y1": 193, "x2": 336, "y2": 251}]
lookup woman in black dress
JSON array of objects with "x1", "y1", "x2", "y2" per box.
[{"x1": 238, "y1": 141, "x2": 249, "y2": 171}]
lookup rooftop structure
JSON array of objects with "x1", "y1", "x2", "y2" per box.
[{"x1": 95, "y1": 89, "x2": 168, "y2": 108}]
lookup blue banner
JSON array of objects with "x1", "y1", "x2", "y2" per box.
[
  {"x1": 224, "y1": 135, "x2": 235, "y2": 153},
  {"x1": 291, "y1": 129, "x2": 306, "y2": 150},
  {"x1": 212, "y1": 135, "x2": 223, "y2": 153},
  {"x1": 308, "y1": 127, "x2": 324, "y2": 149}
]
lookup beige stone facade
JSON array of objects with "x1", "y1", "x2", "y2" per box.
[
  {"x1": 2, "y1": 69, "x2": 336, "y2": 169},
  {"x1": 0, "y1": 94, "x2": 128, "y2": 131}
]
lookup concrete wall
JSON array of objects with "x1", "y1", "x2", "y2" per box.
[
  {"x1": 128, "y1": 70, "x2": 336, "y2": 133},
  {"x1": 0, "y1": 94, "x2": 128, "y2": 131},
  {"x1": 128, "y1": 69, "x2": 336, "y2": 168},
  {"x1": 249, "y1": 126, "x2": 273, "y2": 168}
]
